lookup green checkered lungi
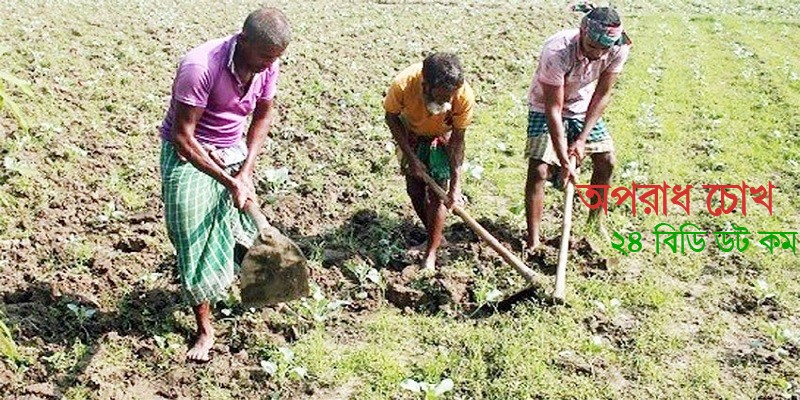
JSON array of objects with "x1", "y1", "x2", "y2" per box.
[
  {"x1": 160, "y1": 140, "x2": 257, "y2": 305},
  {"x1": 413, "y1": 137, "x2": 451, "y2": 182},
  {"x1": 394, "y1": 114, "x2": 452, "y2": 182}
]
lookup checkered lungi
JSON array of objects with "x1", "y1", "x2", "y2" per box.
[
  {"x1": 524, "y1": 111, "x2": 615, "y2": 165},
  {"x1": 160, "y1": 140, "x2": 257, "y2": 305}
]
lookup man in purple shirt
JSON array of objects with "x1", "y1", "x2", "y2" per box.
[
  {"x1": 160, "y1": 7, "x2": 290, "y2": 362},
  {"x1": 524, "y1": 6, "x2": 631, "y2": 252}
]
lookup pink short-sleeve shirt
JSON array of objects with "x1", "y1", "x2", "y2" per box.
[
  {"x1": 160, "y1": 34, "x2": 280, "y2": 148},
  {"x1": 528, "y1": 28, "x2": 630, "y2": 118}
]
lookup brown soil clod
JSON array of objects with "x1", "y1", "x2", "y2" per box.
[
  {"x1": 584, "y1": 312, "x2": 639, "y2": 349},
  {"x1": 386, "y1": 281, "x2": 426, "y2": 309},
  {"x1": 525, "y1": 245, "x2": 559, "y2": 275},
  {"x1": 528, "y1": 236, "x2": 608, "y2": 277},
  {"x1": 725, "y1": 289, "x2": 782, "y2": 318},
  {"x1": 437, "y1": 273, "x2": 472, "y2": 306},
  {"x1": 383, "y1": 265, "x2": 474, "y2": 312},
  {"x1": 573, "y1": 238, "x2": 609, "y2": 276},
  {"x1": 114, "y1": 237, "x2": 148, "y2": 253}
]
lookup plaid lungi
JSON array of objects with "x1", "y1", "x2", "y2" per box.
[
  {"x1": 397, "y1": 135, "x2": 451, "y2": 182},
  {"x1": 160, "y1": 140, "x2": 257, "y2": 305},
  {"x1": 524, "y1": 111, "x2": 614, "y2": 165},
  {"x1": 395, "y1": 115, "x2": 452, "y2": 182}
]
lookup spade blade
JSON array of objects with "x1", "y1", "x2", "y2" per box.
[{"x1": 240, "y1": 224, "x2": 310, "y2": 307}]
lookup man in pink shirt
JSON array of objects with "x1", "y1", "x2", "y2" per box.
[
  {"x1": 160, "y1": 7, "x2": 290, "y2": 362},
  {"x1": 524, "y1": 6, "x2": 631, "y2": 251}
]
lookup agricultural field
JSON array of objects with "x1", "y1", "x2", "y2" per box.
[{"x1": 1, "y1": 0, "x2": 800, "y2": 398}]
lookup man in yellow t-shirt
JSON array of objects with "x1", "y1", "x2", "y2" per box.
[{"x1": 384, "y1": 52, "x2": 476, "y2": 272}]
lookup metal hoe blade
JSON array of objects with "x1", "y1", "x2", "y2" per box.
[{"x1": 240, "y1": 202, "x2": 310, "y2": 307}]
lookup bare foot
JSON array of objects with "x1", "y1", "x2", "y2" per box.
[
  {"x1": 524, "y1": 245, "x2": 551, "y2": 264},
  {"x1": 186, "y1": 329, "x2": 215, "y2": 362},
  {"x1": 421, "y1": 253, "x2": 437, "y2": 275},
  {"x1": 410, "y1": 237, "x2": 449, "y2": 254},
  {"x1": 524, "y1": 239, "x2": 541, "y2": 254}
]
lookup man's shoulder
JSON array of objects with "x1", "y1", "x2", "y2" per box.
[
  {"x1": 455, "y1": 80, "x2": 475, "y2": 106},
  {"x1": 390, "y1": 63, "x2": 423, "y2": 89},
  {"x1": 181, "y1": 35, "x2": 235, "y2": 69},
  {"x1": 541, "y1": 29, "x2": 579, "y2": 54},
  {"x1": 609, "y1": 41, "x2": 632, "y2": 60}
]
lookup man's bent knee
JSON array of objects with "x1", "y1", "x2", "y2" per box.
[
  {"x1": 527, "y1": 159, "x2": 550, "y2": 182},
  {"x1": 592, "y1": 152, "x2": 616, "y2": 171}
]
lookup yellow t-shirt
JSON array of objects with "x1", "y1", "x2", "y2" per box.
[{"x1": 383, "y1": 63, "x2": 475, "y2": 137}]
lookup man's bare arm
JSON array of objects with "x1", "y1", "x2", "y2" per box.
[
  {"x1": 240, "y1": 99, "x2": 276, "y2": 178},
  {"x1": 171, "y1": 102, "x2": 250, "y2": 208},
  {"x1": 542, "y1": 82, "x2": 568, "y2": 166},
  {"x1": 577, "y1": 71, "x2": 619, "y2": 142},
  {"x1": 386, "y1": 112, "x2": 426, "y2": 177}
]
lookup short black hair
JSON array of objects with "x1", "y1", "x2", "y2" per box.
[
  {"x1": 422, "y1": 52, "x2": 464, "y2": 92},
  {"x1": 586, "y1": 7, "x2": 621, "y2": 27},
  {"x1": 242, "y1": 7, "x2": 291, "y2": 49}
]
